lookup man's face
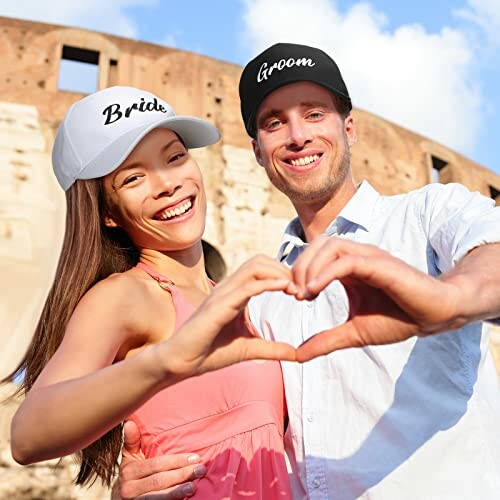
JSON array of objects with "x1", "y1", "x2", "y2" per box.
[{"x1": 252, "y1": 82, "x2": 356, "y2": 207}]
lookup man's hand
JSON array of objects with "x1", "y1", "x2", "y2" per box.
[
  {"x1": 291, "y1": 236, "x2": 466, "y2": 362},
  {"x1": 112, "y1": 421, "x2": 206, "y2": 499}
]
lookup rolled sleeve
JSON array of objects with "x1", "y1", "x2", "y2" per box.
[{"x1": 421, "y1": 183, "x2": 500, "y2": 273}]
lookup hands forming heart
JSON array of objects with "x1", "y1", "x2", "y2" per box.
[{"x1": 162, "y1": 236, "x2": 466, "y2": 378}]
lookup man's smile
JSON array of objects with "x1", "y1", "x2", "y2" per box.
[{"x1": 281, "y1": 151, "x2": 324, "y2": 172}]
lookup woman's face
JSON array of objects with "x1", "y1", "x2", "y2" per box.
[{"x1": 103, "y1": 128, "x2": 207, "y2": 252}]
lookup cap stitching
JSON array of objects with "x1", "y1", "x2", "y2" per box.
[{"x1": 63, "y1": 105, "x2": 85, "y2": 176}]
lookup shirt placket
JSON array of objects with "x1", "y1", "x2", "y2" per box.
[{"x1": 301, "y1": 299, "x2": 328, "y2": 499}]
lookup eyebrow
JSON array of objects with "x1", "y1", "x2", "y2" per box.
[{"x1": 112, "y1": 138, "x2": 183, "y2": 184}]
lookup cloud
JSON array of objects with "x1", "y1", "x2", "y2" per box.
[
  {"x1": 242, "y1": 0, "x2": 483, "y2": 157},
  {"x1": 0, "y1": 0, "x2": 157, "y2": 39},
  {"x1": 456, "y1": 0, "x2": 500, "y2": 47}
]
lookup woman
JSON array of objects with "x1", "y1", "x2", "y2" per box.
[{"x1": 4, "y1": 86, "x2": 296, "y2": 498}]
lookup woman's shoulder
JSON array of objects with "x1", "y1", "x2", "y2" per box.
[
  {"x1": 86, "y1": 269, "x2": 149, "y2": 307},
  {"x1": 77, "y1": 268, "x2": 173, "y2": 337}
]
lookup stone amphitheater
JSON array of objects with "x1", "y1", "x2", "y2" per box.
[{"x1": 0, "y1": 16, "x2": 499, "y2": 499}]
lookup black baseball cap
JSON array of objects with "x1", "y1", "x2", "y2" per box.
[{"x1": 239, "y1": 42, "x2": 352, "y2": 138}]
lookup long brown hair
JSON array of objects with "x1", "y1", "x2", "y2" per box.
[{"x1": 2, "y1": 178, "x2": 139, "y2": 487}]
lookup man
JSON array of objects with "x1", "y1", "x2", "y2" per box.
[{"x1": 116, "y1": 43, "x2": 500, "y2": 499}]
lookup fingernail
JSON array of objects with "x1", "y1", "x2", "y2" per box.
[
  {"x1": 194, "y1": 464, "x2": 206, "y2": 477},
  {"x1": 187, "y1": 454, "x2": 200, "y2": 462},
  {"x1": 183, "y1": 483, "x2": 195, "y2": 495}
]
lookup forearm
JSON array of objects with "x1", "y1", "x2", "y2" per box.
[
  {"x1": 11, "y1": 344, "x2": 179, "y2": 464},
  {"x1": 439, "y1": 243, "x2": 500, "y2": 326}
]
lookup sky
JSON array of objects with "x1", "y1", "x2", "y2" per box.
[{"x1": 1, "y1": 0, "x2": 499, "y2": 173}]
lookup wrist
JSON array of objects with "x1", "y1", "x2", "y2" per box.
[
  {"x1": 138, "y1": 343, "x2": 188, "y2": 392},
  {"x1": 437, "y1": 273, "x2": 478, "y2": 329}
]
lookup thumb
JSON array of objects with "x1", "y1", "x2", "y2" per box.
[
  {"x1": 122, "y1": 420, "x2": 143, "y2": 457},
  {"x1": 296, "y1": 324, "x2": 361, "y2": 363}
]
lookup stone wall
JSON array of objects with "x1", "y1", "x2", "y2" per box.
[
  {"x1": 0, "y1": 16, "x2": 499, "y2": 498},
  {"x1": 0, "y1": 384, "x2": 110, "y2": 499}
]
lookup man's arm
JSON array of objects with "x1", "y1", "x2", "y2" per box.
[
  {"x1": 291, "y1": 236, "x2": 500, "y2": 361},
  {"x1": 439, "y1": 241, "x2": 500, "y2": 326}
]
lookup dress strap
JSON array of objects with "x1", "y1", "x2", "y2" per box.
[{"x1": 136, "y1": 262, "x2": 175, "y2": 292}]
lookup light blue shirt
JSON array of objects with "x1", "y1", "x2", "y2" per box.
[{"x1": 249, "y1": 181, "x2": 500, "y2": 500}]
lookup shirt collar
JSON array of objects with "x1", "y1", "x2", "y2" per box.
[{"x1": 277, "y1": 181, "x2": 380, "y2": 261}]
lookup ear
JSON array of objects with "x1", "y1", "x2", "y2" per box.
[
  {"x1": 103, "y1": 213, "x2": 120, "y2": 228},
  {"x1": 344, "y1": 115, "x2": 357, "y2": 147},
  {"x1": 251, "y1": 138, "x2": 264, "y2": 167}
]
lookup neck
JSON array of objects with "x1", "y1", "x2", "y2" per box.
[
  {"x1": 293, "y1": 176, "x2": 357, "y2": 242},
  {"x1": 138, "y1": 242, "x2": 209, "y2": 292}
]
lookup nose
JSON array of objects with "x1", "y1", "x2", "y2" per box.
[
  {"x1": 286, "y1": 115, "x2": 312, "y2": 149},
  {"x1": 150, "y1": 169, "x2": 182, "y2": 199}
]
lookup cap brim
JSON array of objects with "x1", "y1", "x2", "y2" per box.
[{"x1": 80, "y1": 115, "x2": 220, "y2": 181}]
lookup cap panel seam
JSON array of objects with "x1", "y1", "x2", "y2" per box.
[{"x1": 63, "y1": 105, "x2": 85, "y2": 172}]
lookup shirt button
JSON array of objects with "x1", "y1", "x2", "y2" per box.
[
  {"x1": 313, "y1": 478, "x2": 321, "y2": 488},
  {"x1": 307, "y1": 414, "x2": 314, "y2": 422},
  {"x1": 306, "y1": 300, "x2": 314, "y2": 308}
]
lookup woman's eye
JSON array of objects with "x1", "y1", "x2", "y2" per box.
[
  {"x1": 169, "y1": 152, "x2": 187, "y2": 163},
  {"x1": 122, "y1": 175, "x2": 139, "y2": 186}
]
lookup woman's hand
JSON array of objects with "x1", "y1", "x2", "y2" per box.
[{"x1": 154, "y1": 255, "x2": 297, "y2": 380}]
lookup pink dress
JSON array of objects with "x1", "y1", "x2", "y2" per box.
[{"x1": 128, "y1": 263, "x2": 292, "y2": 499}]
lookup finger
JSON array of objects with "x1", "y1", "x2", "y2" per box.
[
  {"x1": 291, "y1": 235, "x2": 330, "y2": 298},
  {"x1": 200, "y1": 337, "x2": 297, "y2": 373},
  {"x1": 305, "y1": 254, "x2": 389, "y2": 297},
  {"x1": 305, "y1": 253, "x2": 435, "y2": 319},
  {"x1": 122, "y1": 420, "x2": 142, "y2": 457},
  {"x1": 295, "y1": 324, "x2": 363, "y2": 362},
  {"x1": 296, "y1": 313, "x2": 416, "y2": 362},
  {"x1": 205, "y1": 278, "x2": 293, "y2": 321},
  {"x1": 121, "y1": 453, "x2": 202, "y2": 482},
  {"x1": 237, "y1": 337, "x2": 297, "y2": 362},
  {"x1": 216, "y1": 258, "x2": 292, "y2": 293},
  {"x1": 121, "y1": 464, "x2": 205, "y2": 499},
  {"x1": 131, "y1": 482, "x2": 195, "y2": 499},
  {"x1": 302, "y1": 239, "x2": 382, "y2": 296}
]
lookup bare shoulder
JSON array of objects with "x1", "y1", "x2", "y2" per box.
[
  {"x1": 62, "y1": 267, "x2": 176, "y2": 363},
  {"x1": 33, "y1": 269, "x2": 173, "y2": 388},
  {"x1": 78, "y1": 269, "x2": 165, "y2": 330},
  {"x1": 78, "y1": 271, "x2": 146, "y2": 316}
]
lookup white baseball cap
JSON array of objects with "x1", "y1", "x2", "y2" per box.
[{"x1": 52, "y1": 86, "x2": 221, "y2": 190}]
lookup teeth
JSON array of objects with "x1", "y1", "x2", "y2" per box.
[
  {"x1": 157, "y1": 199, "x2": 192, "y2": 220},
  {"x1": 289, "y1": 154, "x2": 320, "y2": 167}
]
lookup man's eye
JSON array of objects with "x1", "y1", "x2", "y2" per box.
[
  {"x1": 267, "y1": 119, "x2": 281, "y2": 130},
  {"x1": 307, "y1": 111, "x2": 323, "y2": 119}
]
